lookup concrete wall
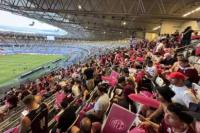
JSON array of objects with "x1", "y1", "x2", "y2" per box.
[
  {"x1": 160, "y1": 21, "x2": 182, "y2": 34},
  {"x1": 179, "y1": 21, "x2": 200, "y2": 33},
  {"x1": 145, "y1": 33, "x2": 158, "y2": 41},
  {"x1": 160, "y1": 20, "x2": 200, "y2": 35}
]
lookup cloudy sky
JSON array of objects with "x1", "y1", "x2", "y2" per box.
[{"x1": 0, "y1": 10, "x2": 67, "y2": 35}]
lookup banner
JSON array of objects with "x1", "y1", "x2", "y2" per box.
[
  {"x1": 130, "y1": 38, "x2": 137, "y2": 47},
  {"x1": 102, "y1": 103, "x2": 136, "y2": 133}
]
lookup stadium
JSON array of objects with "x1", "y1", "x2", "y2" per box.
[{"x1": 0, "y1": 0, "x2": 200, "y2": 133}]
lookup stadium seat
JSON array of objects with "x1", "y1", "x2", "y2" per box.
[
  {"x1": 155, "y1": 77, "x2": 164, "y2": 87},
  {"x1": 188, "y1": 56, "x2": 199, "y2": 64}
]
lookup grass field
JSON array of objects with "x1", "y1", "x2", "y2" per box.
[{"x1": 0, "y1": 54, "x2": 63, "y2": 85}]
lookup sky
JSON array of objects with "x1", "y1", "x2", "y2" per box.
[{"x1": 0, "y1": 10, "x2": 67, "y2": 35}]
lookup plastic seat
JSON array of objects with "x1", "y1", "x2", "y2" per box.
[{"x1": 155, "y1": 77, "x2": 164, "y2": 87}]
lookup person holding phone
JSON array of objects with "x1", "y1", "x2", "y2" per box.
[{"x1": 19, "y1": 95, "x2": 49, "y2": 133}]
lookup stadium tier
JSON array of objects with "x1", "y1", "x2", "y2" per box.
[{"x1": 1, "y1": 1, "x2": 200, "y2": 132}]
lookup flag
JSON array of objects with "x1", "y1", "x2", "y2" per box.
[{"x1": 102, "y1": 103, "x2": 136, "y2": 133}]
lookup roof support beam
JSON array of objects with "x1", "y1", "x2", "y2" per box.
[{"x1": 9, "y1": 7, "x2": 200, "y2": 20}]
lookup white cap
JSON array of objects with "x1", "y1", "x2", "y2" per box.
[{"x1": 163, "y1": 53, "x2": 171, "y2": 59}]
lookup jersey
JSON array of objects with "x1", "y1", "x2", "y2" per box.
[{"x1": 26, "y1": 103, "x2": 48, "y2": 133}]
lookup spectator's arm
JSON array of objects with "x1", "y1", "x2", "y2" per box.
[
  {"x1": 138, "y1": 121, "x2": 159, "y2": 133},
  {"x1": 83, "y1": 90, "x2": 88, "y2": 101},
  {"x1": 169, "y1": 62, "x2": 177, "y2": 72},
  {"x1": 83, "y1": 74, "x2": 87, "y2": 80},
  {"x1": 183, "y1": 91, "x2": 199, "y2": 107},
  {"x1": 147, "y1": 104, "x2": 163, "y2": 121},
  {"x1": 163, "y1": 65, "x2": 172, "y2": 69},
  {"x1": 44, "y1": 102, "x2": 49, "y2": 112},
  {"x1": 19, "y1": 117, "x2": 31, "y2": 133}
]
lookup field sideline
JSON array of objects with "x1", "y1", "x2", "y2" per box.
[{"x1": 0, "y1": 54, "x2": 63, "y2": 85}]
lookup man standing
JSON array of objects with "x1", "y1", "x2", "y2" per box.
[
  {"x1": 84, "y1": 63, "x2": 94, "y2": 91},
  {"x1": 19, "y1": 95, "x2": 49, "y2": 133}
]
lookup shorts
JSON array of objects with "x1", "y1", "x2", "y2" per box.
[{"x1": 86, "y1": 78, "x2": 94, "y2": 91}]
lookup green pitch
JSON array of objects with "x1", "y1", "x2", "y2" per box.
[{"x1": 0, "y1": 54, "x2": 63, "y2": 86}]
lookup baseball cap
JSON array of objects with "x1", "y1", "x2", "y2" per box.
[
  {"x1": 166, "y1": 72, "x2": 185, "y2": 80},
  {"x1": 163, "y1": 53, "x2": 171, "y2": 59},
  {"x1": 156, "y1": 86, "x2": 175, "y2": 102}
]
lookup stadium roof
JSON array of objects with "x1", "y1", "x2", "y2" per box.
[{"x1": 0, "y1": 0, "x2": 200, "y2": 40}]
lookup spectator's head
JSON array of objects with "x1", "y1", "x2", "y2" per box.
[
  {"x1": 166, "y1": 72, "x2": 185, "y2": 86},
  {"x1": 80, "y1": 117, "x2": 92, "y2": 133},
  {"x1": 127, "y1": 77, "x2": 135, "y2": 86},
  {"x1": 179, "y1": 58, "x2": 189, "y2": 68},
  {"x1": 75, "y1": 79, "x2": 81, "y2": 85},
  {"x1": 147, "y1": 60, "x2": 153, "y2": 67},
  {"x1": 64, "y1": 88, "x2": 69, "y2": 94},
  {"x1": 156, "y1": 86, "x2": 175, "y2": 103},
  {"x1": 60, "y1": 100, "x2": 68, "y2": 109},
  {"x1": 177, "y1": 53, "x2": 184, "y2": 61},
  {"x1": 97, "y1": 85, "x2": 106, "y2": 95},
  {"x1": 46, "y1": 88, "x2": 50, "y2": 92},
  {"x1": 123, "y1": 68, "x2": 129, "y2": 77},
  {"x1": 81, "y1": 83, "x2": 88, "y2": 91},
  {"x1": 86, "y1": 63, "x2": 89, "y2": 68},
  {"x1": 155, "y1": 52, "x2": 161, "y2": 57},
  {"x1": 163, "y1": 53, "x2": 171, "y2": 60},
  {"x1": 118, "y1": 76, "x2": 126, "y2": 86},
  {"x1": 165, "y1": 103, "x2": 194, "y2": 129},
  {"x1": 23, "y1": 95, "x2": 37, "y2": 110},
  {"x1": 70, "y1": 80, "x2": 75, "y2": 86}
]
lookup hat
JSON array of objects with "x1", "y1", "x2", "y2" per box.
[
  {"x1": 166, "y1": 72, "x2": 185, "y2": 80},
  {"x1": 182, "y1": 111, "x2": 200, "y2": 121},
  {"x1": 156, "y1": 86, "x2": 175, "y2": 102},
  {"x1": 163, "y1": 53, "x2": 171, "y2": 59}
]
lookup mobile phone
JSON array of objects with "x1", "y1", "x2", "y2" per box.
[{"x1": 22, "y1": 110, "x2": 28, "y2": 116}]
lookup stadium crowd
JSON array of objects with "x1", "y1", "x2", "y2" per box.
[{"x1": 0, "y1": 26, "x2": 200, "y2": 133}]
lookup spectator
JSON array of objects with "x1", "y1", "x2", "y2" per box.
[
  {"x1": 72, "y1": 80, "x2": 81, "y2": 98},
  {"x1": 81, "y1": 83, "x2": 90, "y2": 107},
  {"x1": 84, "y1": 63, "x2": 95, "y2": 91},
  {"x1": 53, "y1": 82, "x2": 62, "y2": 92},
  {"x1": 85, "y1": 85, "x2": 109, "y2": 121},
  {"x1": 123, "y1": 68, "x2": 132, "y2": 81},
  {"x1": 154, "y1": 52, "x2": 163, "y2": 63},
  {"x1": 160, "y1": 53, "x2": 177, "y2": 70},
  {"x1": 51, "y1": 100, "x2": 77, "y2": 133},
  {"x1": 181, "y1": 26, "x2": 194, "y2": 46},
  {"x1": 114, "y1": 76, "x2": 126, "y2": 96},
  {"x1": 19, "y1": 95, "x2": 49, "y2": 133},
  {"x1": 169, "y1": 53, "x2": 185, "y2": 72},
  {"x1": 178, "y1": 58, "x2": 200, "y2": 88},
  {"x1": 156, "y1": 39, "x2": 165, "y2": 53},
  {"x1": 63, "y1": 88, "x2": 74, "y2": 103},
  {"x1": 146, "y1": 86, "x2": 175, "y2": 121},
  {"x1": 114, "y1": 79, "x2": 135, "y2": 109},
  {"x1": 138, "y1": 103, "x2": 195, "y2": 133},
  {"x1": 144, "y1": 60, "x2": 158, "y2": 81},
  {"x1": 71, "y1": 117, "x2": 101, "y2": 133},
  {"x1": 0, "y1": 104, "x2": 9, "y2": 117},
  {"x1": 167, "y1": 72, "x2": 199, "y2": 107}
]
